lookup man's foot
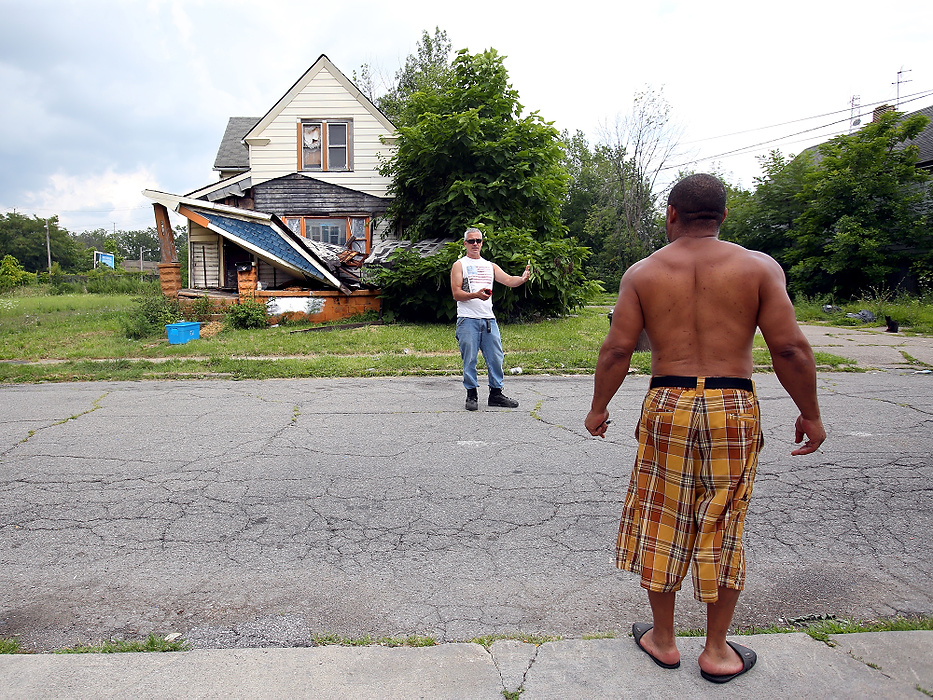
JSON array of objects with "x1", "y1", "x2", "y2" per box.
[
  {"x1": 488, "y1": 388, "x2": 518, "y2": 408},
  {"x1": 699, "y1": 640, "x2": 756, "y2": 683},
  {"x1": 465, "y1": 389, "x2": 478, "y2": 411},
  {"x1": 632, "y1": 623, "x2": 680, "y2": 669}
]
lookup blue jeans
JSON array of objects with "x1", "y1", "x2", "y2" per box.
[{"x1": 456, "y1": 317, "x2": 504, "y2": 391}]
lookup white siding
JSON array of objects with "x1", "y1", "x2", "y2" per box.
[
  {"x1": 248, "y1": 67, "x2": 394, "y2": 197},
  {"x1": 189, "y1": 227, "x2": 221, "y2": 289},
  {"x1": 258, "y1": 260, "x2": 300, "y2": 289}
]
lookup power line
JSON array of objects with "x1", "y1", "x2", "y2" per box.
[
  {"x1": 680, "y1": 88, "x2": 933, "y2": 146},
  {"x1": 666, "y1": 90, "x2": 933, "y2": 172}
]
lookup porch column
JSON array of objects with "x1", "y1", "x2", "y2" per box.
[{"x1": 157, "y1": 262, "x2": 182, "y2": 299}]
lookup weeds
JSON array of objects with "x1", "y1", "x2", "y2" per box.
[
  {"x1": 225, "y1": 297, "x2": 268, "y2": 330},
  {"x1": 54, "y1": 633, "x2": 189, "y2": 654},
  {"x1": 311, "y1": 633, "x2": 436, "y2": 647},
  {"x1": 121, "y1": 292, "x2": 182, "y2": 339},
  {"x1": 0, "y1": 637, "x2": 22, "y2": 654},
  {"x1": 469, "y1": 633, "x2": 562, "y2": 650}
]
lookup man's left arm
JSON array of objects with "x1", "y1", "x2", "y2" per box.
[{"x1": 493, "y1": 264, "x2": 530, "y2": 288}]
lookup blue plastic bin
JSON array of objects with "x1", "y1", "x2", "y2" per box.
[{"x1": 166, "y1": 321, "x2": 201, "y2": 345}]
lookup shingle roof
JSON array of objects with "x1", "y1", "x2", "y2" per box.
[
  {"x1": 905, "y1": 103, "x2": 933, "y2": 167},
  {"x1": 199, "y1": 210, "x2": 333, "y2": 285},
  {"x1": 213, "y1": 117, "x2": 261, "y2": 172},
  {"x1": 364, "y1": 238, "x2": 454, "y2": 265}
]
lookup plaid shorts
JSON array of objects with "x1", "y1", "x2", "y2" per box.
[{"x1": 616, "y1": 378, "x2": 764, "y2": 603}]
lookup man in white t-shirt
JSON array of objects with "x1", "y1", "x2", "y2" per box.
[{"x1": 450, "y1": 227, "x2": 530, "y2": 411}]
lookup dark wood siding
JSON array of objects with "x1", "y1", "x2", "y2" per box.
[{"x1": 253, "y1": 174, "x2": 391, "y2": 217}]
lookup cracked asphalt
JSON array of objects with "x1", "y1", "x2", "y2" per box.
[{"x1": 0, "y1": 371, "x2": 931, "y2": 652}]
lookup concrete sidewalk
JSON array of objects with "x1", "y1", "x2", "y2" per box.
[
  {"x1": 800, "y1": 323, "x2": 933, "y2": 370},
  {"x1": 2, "y1": 631, "x2": 931, "y2": 698}
]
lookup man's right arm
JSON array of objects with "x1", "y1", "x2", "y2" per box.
[
  {"x1": 585, "y1": 268, "x2": 645, "y2": 437},
  {"x1": 755, "y1": 255, "x2": 826, "y2": 455}
]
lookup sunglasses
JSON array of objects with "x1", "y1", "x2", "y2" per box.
[{"x1": 465, "y1": 239, "x2": 483, "y2": 244}]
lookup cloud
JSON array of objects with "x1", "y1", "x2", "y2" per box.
[{"x1": 19, "y1": 167, "x2": 161, "y2": 232}]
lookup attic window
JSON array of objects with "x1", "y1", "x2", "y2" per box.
[{"x1": 300, "y1": 120, "x2": 352, "y2": 172}]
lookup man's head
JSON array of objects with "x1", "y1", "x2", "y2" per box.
[
  {"x1": 463, "y1": 227, "x2": 484, "y2": 258},
  {"x1": 666, "y1": 174, "x2": 727, "y2": 235}
]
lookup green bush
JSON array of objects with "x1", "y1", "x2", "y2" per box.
[
  {"x1": 122, "y1": 293, "x2": 182, "y2": 339},
  {"x1": 0, "y1": 255, "x2": 35, "y2": 294},
  {"x1": 225, "y1": 297, "x2": 269, "y2": 330},
  {"x1": 368, "y1": 226, "x2": 602, "y2": 322},
  {"x1": 189, "y1": 295, "x2": 221, "y2": 322}
]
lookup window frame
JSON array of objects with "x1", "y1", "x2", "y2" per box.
[
  {"x1": 283, "y1": 216, "x2": 371, "y2": 252},
  {"x1": 298, "y1": 119, "x2": 354, "y2": 172}
]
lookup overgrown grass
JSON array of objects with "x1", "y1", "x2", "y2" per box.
[
  {"x1": 0, "y1": 287, "x2": 879, "y2": 383},
  {"x1": 54, "y1": 633, "x2": 189, "y2": 654},
  {"x1": 794, "y1": 290, "x2": 933, "y2": 334}
]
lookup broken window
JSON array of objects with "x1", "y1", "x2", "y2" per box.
[{"x1": 300, "y1": 120, "x2": 352, "y2": 171}]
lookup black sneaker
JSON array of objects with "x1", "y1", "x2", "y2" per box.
[
  {"x1": 465, "y1": 389, "x2": 478, "y2": 411},
  {"x1": 488, "y1": 389, "x2": 518, "y2": 408}
]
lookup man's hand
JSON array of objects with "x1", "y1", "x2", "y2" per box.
[
  {"x1": 791, "y1": 415, "x2": 826, "y2": 455},
  {"x1": 521, "y1": 265, "x2": 531, "y2": 283},
  {"x1": 475, "y1": 287, "x2": 492, "y2": 301},
  {"x1": 585, "y1": 408, "x2": 611, "y2": 438}
]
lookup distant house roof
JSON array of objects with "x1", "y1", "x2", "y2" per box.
[
  {"x1": 213, "y1": 117, "x2": 261, "y2": 173},
  {"x1": 907, "y1": 103, "x2": 933, "y2": 168},
  {"x1": 803, "y1": 102, "x2": 933, "y2": 169}
]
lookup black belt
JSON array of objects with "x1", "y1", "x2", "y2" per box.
[{"x1": 650, "y1": 376, "x2": 753, "y2": 391}]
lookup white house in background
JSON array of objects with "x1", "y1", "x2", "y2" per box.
[{"x1": 145, "y1": 54, "x2": 398, "y2": 301}]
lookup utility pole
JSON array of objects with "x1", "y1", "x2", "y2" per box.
[
  {"x1": 893, "y1": 68, "x2": 912, "y2": 109},
  {"x1": 45, "y1": 219, "x2": 52, "y2": 275}
]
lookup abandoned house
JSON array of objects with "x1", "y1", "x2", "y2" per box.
[{"x1": 144, "y1": 54, "x2": 406, "y2": 322}]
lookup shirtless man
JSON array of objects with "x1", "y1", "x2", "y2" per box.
[{"x1": 585, "y1": 173, "x2": 825, "y2": 683}]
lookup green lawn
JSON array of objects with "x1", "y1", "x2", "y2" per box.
[{"x1": 0, "y1": 289, "x2": 862, "y2": 383}]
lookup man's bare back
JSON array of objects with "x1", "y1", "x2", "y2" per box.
[
  {"x1": 626, "y1": 235, "x2": 780, "y2": 378},
  {"x1": 585, "y1": 176, "x2": 824, "y2": 455}
]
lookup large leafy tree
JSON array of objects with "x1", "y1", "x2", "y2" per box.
[
  {"x1": 381, "y1": 48, "x2": 568, "y2": 242},
  {"x1": 0, "y1": 212, "x2": 84, "y2": 273},
  {"x1": 558, "y1": 88, "x2": 679, "y2": 290},
  {"x1": 720, "y1": 150, "x2": 814, "y2": 267},
  {"x1": 375, "y1": 28, "x2": 452, "y2": 127},
  {"x1": 786, "y1": 110, "x2": 931, "y2": 297}
]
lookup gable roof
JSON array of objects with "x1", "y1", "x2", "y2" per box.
[
  {"x1": 244, "y1": 54, "x2": 395, "y2": 143},
  {"x1": 213, "y1": 117, "x2": 261, "y2": 173}
]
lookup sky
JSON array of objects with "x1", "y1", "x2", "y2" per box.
[{"x1": 1, "y1": 0, "x2": 931, "y2": 234}]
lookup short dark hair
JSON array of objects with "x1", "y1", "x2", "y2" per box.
[{"x1": 667, "y1": 174, "x2": 727, "y2": 225}]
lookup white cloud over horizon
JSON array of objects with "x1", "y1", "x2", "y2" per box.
[{"x1": 1, "y1": 0, "x2": 931, "y2": 233}]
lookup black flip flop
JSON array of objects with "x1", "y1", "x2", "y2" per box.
[
  {"x1": 700, "y1": 640, "x2": 757, "y2": 683},
  {"x1": 632, "y1": 623, "x2": 681, "y2": 669}
]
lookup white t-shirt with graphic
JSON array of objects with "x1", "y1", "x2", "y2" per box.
[{"x1": 456, "y1": 256, "x2": 495, "y2": 319}]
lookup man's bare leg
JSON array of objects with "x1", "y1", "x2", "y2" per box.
[
  {"x1": 640, "y1": 589, "x2": 680, "y2": 666},
  {"x1": 698, "y1": 586, "x2": 744, "y2": 676}
]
